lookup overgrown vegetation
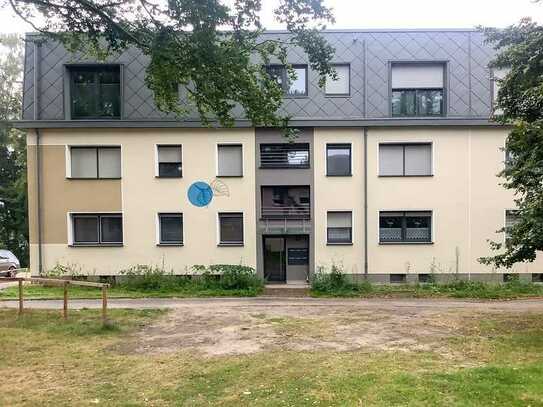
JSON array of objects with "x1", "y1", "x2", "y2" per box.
[
  {"x1": 311, "y1": 265, "x2": 543, "y2": 299},
  {"x1": 2, "y1": 308, "x2": 543, "y2": 405},
  {"x1": 0, "y1": 264, "x2": 264, "y2": 299}
]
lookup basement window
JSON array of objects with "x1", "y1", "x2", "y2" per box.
[{"x1": 390, "y1": 274, "x2": 406, "y2": 284}]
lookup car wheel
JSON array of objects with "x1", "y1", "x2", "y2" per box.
[{"x1": 7, "y1": 266, "x2": 15, "y2": 278}]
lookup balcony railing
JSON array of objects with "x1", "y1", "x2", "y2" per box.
[
  {"x1": 260, "y1": 143, "x2": 310, "y2": 168},
  {"x1": 261, "y1": 205, "x2": 310, "y2": 219}
]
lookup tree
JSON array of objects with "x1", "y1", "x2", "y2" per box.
[
  {"x1": 4, "y1": 0, "x2": 337, "y2": 135},
  {"x1": 0, "y1": 33, "x2": 28, "y2": 266},
  {"x1": 479, "y1": 15, "x2": 543, "y2": 268}
]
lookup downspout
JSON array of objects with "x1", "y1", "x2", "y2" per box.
[
  {"x1": 33, "y1": 38, "x2": 43, "y2": 275},
  {"x1": 363, "y1": 127, "x2": 368, "y2": 279}
]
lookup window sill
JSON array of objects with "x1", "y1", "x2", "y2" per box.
[
  {"x1": 259, "y1": 166, "x2": 310, "y2": 170},
  {"x1": 69, "y1": 244, "x2": 124, "y2": 248},
  {"x1": 379, "y1": 242, "x2": 434, "y2": 245},
  {"x1": 216, "y1": 175, "x2": 244, "y2": 178},
  {"x1": 378, "y1": 175, "x2": 434, "y2": 178},
  {"x1": 326, "y1": 174, "x2": 353, "y2": 177},
  {"x1": 217, "y1": 243, "x2": 244, "y2": 247},
  {"x1": 327, "y1": 242, "x2": 353, "y2": 246},
  {"x1": 67, "y1": 177, "x2": 122, "y2": 180},
  {"x1": 155, "y1": 175, "x2": 183, "y2": 179},
  {"x1": 157, "y1": 243, "x2": 184, "y2": 247}
]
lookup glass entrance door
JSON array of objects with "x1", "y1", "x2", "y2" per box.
[{"x1": 263, "y1": 237, "x2": 286, "y2": 282}]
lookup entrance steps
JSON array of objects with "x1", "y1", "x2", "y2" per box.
[{"x1": 262, "y1": 282, "x2": 310, "y2": 297}]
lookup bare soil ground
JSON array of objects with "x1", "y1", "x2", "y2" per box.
[{"x1": 113, "y1": 299, "x2": 541, "y2": 358}]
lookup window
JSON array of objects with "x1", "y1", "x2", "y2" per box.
[
  {"x1": 260, "y1": 143, "x2": 310, "y2": 168},
  {"x1": 266, "y1": 65, "x2": 308, "y2": 96},
  {"x1": 72, "y1": 214, "x2": 122, "y2": 245},
  {"x1": 326, "y1": 144, "x2": 351, "y2": 176},
  {"x1": 327, "y1": 211, "x2": 352, "y2": 244},
  {"x1": 218, "y1": 213, "x2": 244, "y2": 245},
  {"x1": 157, "y1": 145, "x2": 182, "y2": 177},
  {"x1": 379, "y1": 143, "x2": 432, "y2": 176},
  {"x1": 158, "y1": 213, "x2": 183, "y2": 245},
  {"x1": 70, "y1": 65, "x2": 121, "y2": 119},
  {"x1": 379, "y1": 211, "x2": 432, "y2": 243},
  {"x1": 505, "y1": 210, "x2": 520, "y2": 242},
  {"x1": 325, "y1": 64, "x2": 350, "y2": 96},
  {"x1": 391, "y1": 63, "x2": 444, "y2": 117},
  {"x1": 261, "y1": 186, "x2": 310, "y2": 219},
  {"x1": 70, "y1": 146, "x2": 121, "y2": 179},
  {"x1": 217, "y1": 144, "x2": 243, "y2": 177},
  {"x1": 390, "y1": 274, "x2": 406, "y2": 283}
]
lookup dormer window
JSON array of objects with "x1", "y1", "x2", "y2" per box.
[
  {"x1": 70, "y1": 65, "x2": 121, "y2": 119},
  {"x1": 391, "y1": 63, "x2": 445, "y2": 117}
]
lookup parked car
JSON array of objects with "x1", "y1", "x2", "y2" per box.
[{"x1": 0, "y1": 250, "x2": 20, "y2": 277}]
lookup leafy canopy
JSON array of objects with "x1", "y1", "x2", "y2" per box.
[
  {"x1": 0, "y1": 34, "x2": 28, "y2": 266},
  {"x1": 5, "y1": 0, "x2": 337, "y2": 133},
  {"x1": 479, "y1": 13, "x2": 543, "y2": 268}
]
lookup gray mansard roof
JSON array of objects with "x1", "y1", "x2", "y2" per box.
[{"x1": 19, "y1": 29, "x2": 498, "y2": 128}]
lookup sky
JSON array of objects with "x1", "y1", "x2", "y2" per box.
[{"x1": 0, "y1": 0, "x2": 542, "y2": 34}]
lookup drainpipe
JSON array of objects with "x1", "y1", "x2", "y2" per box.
[
  {"x1": 33, "y1": 38, "x2": 43, "y2": 275},
  {"x1": 363, "y1": 127, "x2": 368, "y2": 279}
]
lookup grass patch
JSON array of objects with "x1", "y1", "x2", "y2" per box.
[
  {"x1": 311, "y1": 270, "x2": 543, "y2": 299},
  {"x1": 1, "y1": 309, "x2": 543, "y2": 406}
]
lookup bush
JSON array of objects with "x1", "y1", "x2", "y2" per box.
[
  {"x1": 193, "y1": 264, "x2": 263, "y2": 290},
  {"x1": 311, "y1": 264, "x2": 371, "y2": 295},
  {"x1": 118, "y1": 264, "x2": 263, "y2": 293}
]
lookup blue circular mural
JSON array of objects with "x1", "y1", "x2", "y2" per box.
[{"x1": 187, "y1": 181, "x2": 213, "y2": 207}]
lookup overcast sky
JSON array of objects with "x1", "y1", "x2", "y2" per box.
[{"x1": 0, "y1": 0, "x2": 542, "y2": 34}]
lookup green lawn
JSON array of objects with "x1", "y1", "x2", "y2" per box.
[
  {"x1": 0, "y1": 284, "x2": 262, "y2": 300},
  {"x1": 311, "y1": 279, "x2": 543, "y2": 300},
  {"x1": 1, "y1": 309, "x2": 543, "y2": 405}
]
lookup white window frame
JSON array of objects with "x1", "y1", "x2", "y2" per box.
[
  {"x1": 155, "y1": 143, "x2": 183, "y2": 178},
  {"x1": 325, "y1": 63, "x2": 351, "y2": 97},
  {"x1": 156, "y1": 212, "x2": 184, "y2": 246},
  {"x1": 66, "y1": 144, "x2": 123, "y2": 179},
  {"x1": 377, "y1": 209, "x2": 435, "y2": 244},
  {"x1": 324, "y1": 142, "x2": 353, "y2": 176},
  {"x1": 67, "y1": 211, "x2": 124, "y2": 246},
  {"x1": 216, "y1": 211, "x2": 245, "y2": 246},
  {"x1": 216, "y1": 142, "x2": 244, "y2": 177},
  {"x1": 326, "y1": 210, "x2": 354, "y2": 245},
  {"x1": 504, "y1": 208, "x2": 519, "y2": 244},
  {"x1": 377, "y1": 140, "x2": 435, "y2": 177}
]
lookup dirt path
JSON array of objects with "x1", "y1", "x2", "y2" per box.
[{"x1": 3, "y1": 297, "x2": 542, "y2": 357}]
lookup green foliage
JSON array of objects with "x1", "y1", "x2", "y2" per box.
[
  {"x1": 0, "y1": 34, "x2": 27, "y2": 266},
  {"x1": 479, "y1": 14, "x2": 543, "y2": 268},
  {"x1": 311, "y1": 265, "x2": 543, "y2": 299},
  {"x1": 119, "y1": 263, "x2": 263, "y2": 293},
  {"x1": 311, "y1": 264, "x2": 372, "y2": 295},
  {"x1": 6, "y1": 0, "x2": 336, "y2": 135}
]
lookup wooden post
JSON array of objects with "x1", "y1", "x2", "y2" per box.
[
  {"x1": 102, "y1": 286, "x2": 108, "y2": 326},
  {"x1": 18, "y1": 279, "x2": 23, "y2": 315},
  {"x1": 63, "y1": 282, "x2": 68, "y2": 320}
]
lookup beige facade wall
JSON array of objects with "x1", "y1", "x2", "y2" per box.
[
  {"x1": 367, "y1": 127, "x2": 543, "y2": 276},
  {"x1": 27, "y1": 128, "x2": 256, "y2": 275},
  {"x1": 313, "y1": 128, "x2": 365, "y2": 274}
]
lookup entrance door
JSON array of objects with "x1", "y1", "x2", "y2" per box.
[{"x1": 263, "y1": 237, "x2": 286, "y2": 282}]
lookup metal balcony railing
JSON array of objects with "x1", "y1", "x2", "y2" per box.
[
  {"x1": 260, "y1": 144, "x2": 310, "y2": 168},
  {"x1": 261, "y1": 205, "x2": 310, "y2": 219}
]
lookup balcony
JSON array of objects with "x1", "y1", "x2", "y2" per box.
[
  {"x1": 261, "y1": 186, "x2": 310, "y2": 220},
  {"x1": 260, "y1": 143, "x2": 310, "y2": 169}
]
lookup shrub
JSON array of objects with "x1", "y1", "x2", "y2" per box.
[
  {"x1": 311, "y1": 264, "x2": 371, "y2": 295},
  {"x1": 193, "y1": 264, "x2": 263, "y2": 290},
  {"x1": 119, "y1": 265, "x2": 181, "y2": 291}
]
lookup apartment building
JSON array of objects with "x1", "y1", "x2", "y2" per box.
[{"x1": 17, "y1": 29, "x2": 543, "y2": 283}]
